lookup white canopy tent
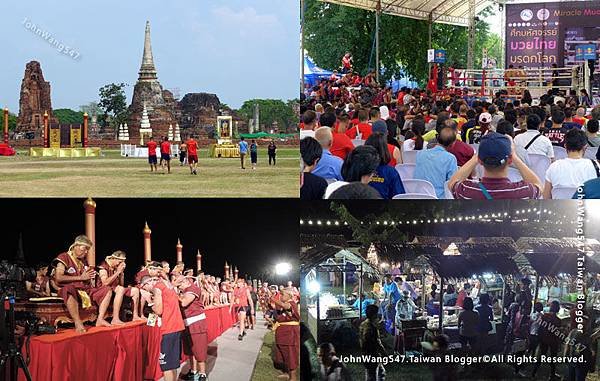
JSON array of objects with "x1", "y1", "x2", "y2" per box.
[{"x1": 300, "y1": 0, "x2": 502, "y2": 87}]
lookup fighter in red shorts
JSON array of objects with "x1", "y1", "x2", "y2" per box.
[
  {"x1": 52, "y1": 235, "x2": 112, "y2": 333},
  {"x1": 272, "y1": 289, "x2": 300, "y2": 381},
  {"x1": 97, "y1": 250, "x2": 142, "y2": 324},
  {"x1": 186, "y1": 135, "x2": 199, "y2": 175},
  {"x1": 231, "y1": 278, "x2": 254, "y2": 341},
  {"x1": 175, "y1": 275, "x2": 208, "y2": 381}
]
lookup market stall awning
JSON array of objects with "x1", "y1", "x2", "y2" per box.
[
  {"x1": 319, "y1": 0, "x2": 496, "y2": 27},
  {"x1": 426, "y1": 253, "x2": 520, "y2": 278},
  {"x1": 301, "y1": 233, "x2": 348, "y2": 249},
  {"x1": 522, "y1": 253, "x2": 600, "y2": 277},
  {"x1": 516, "y1": 237, "x2": 583, "y2": 255},
  {"x1": 301, "y1": 244, "x2": 379, "y2": 275}
]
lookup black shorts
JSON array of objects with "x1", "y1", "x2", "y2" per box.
[
  {"x1": 236, "y1": 306, "x2": 250, "y2": 314},
  {"x1": 251, "y1": 152, "x2": 257, "y2": 163},
  {"x1": 179, "y1": 152, "x2": 187, "y2": 161},
  {"x1": 161, "y1": 153, "x2": 171, "y2": 161},
  {"x1": 148, "y1": 155, "x2": 157, "y2": 165},
  {"x1": 159, "y1": 331, "x2": 182, "y2": 371}
]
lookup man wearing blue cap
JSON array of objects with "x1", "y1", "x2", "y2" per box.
[{"x1": 448, "y1": 132, "x2": 542, "y2": 199}]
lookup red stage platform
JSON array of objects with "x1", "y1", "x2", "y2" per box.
[{"x1": 17, "y1": 305, "x2": 235, "y2": 381}]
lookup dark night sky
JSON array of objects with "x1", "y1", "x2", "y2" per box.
[{"x1": 0, "y1": 199, "x2": 299, "y2": 284}]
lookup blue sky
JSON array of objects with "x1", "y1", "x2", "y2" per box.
[{"x1": 0, "y1": 0, "x2": 299, "y2": 112}]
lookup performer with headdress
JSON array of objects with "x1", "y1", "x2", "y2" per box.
[
  {"x1": 52, "y1": 235, "x2": 113, "y2": 333},
  {"x1": 97, "y1": 250, "x2": 143, "y2": 324},
  {"x1": 272, "y1": 289, "x2": 300, "y2": 381}
]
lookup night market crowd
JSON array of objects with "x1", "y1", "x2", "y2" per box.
[
  {"x1": 315, "y1": 272, "x2": 600, "y2": 381},
  {"x1": 10, "y1": 235, "x2": 300, "y2": 381},
  {"x1": 300, "y1": 67, "x2": 600, "y2": 200}
]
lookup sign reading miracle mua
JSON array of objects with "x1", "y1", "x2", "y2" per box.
[{"x1": 505, "y1": 1, "x2": 600, "y2": 69}]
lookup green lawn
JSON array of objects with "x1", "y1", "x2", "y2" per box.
[
  {"x1": 0, "y1": 148, "x2": 298, "y2": 197},
  {"x1": 251, "y1": 329, "x2": 288, "y2": 381}
]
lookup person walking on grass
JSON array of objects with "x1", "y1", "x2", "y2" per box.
[
  {"x1": 160, "y1": 136, "x2": 172, "y2": 174},
  {"x1": 268, "y1": 140, "x2": 277, "y2": 165},
  {"x1": 250, "y1": 139, "x2": 258, "y2": 170},
  {"x1": 179, "y1": 140, "x2": 187, "y2": 166},
  {"x1": 147, "y1": 136, "x2": 158, "y2": 172},
  {"x1": 239, "y1": 137, "x2": 249, "y2": 169},
  {"x1": 186, "y1": 135, "x2": 199, "y2": 175}
]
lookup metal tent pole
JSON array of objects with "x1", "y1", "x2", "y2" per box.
[
  {"x1": 439, "y1": 276, "x2": 444, "y2": 333},
  {"x1": 467, "y1": 0, "x2": 476, "y2": 85},
  {"x1": 301, "y1": 0, "x2": 305, "y2": 95},
  {"x1": 359, "y1": 263, "x2": 364, "y2": 320},
  {"x1": 375, "y1": 0, "x2": 381, "y2": 84},
  {"x1": 428, "y1": 13, "x2": 433, "y2": 84}
]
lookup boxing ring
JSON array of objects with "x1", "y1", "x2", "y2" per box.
[
  {"x1": 17, "y1": 304, "x2": 236, "y2": 381},
  {"x1": 430, "y1": 63, "x2": 590, "y2": 101}
]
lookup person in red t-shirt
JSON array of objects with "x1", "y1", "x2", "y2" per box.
[
  {"x1": 175, "y1": 275, "x2": 208, "y2": 381},
  {"x1": 141, "y1": 275, "x2": 185, "y2": 381},
  {"x1": 327, "y1": 113, "x2": 354, "y2": 160},
  {"x1": 160, "y1": 136, "x2": 172, "y2": 174},
  {"x1": 231, "y1": 278, "x2": 254, "y2": 341},
  {"x1": 346, "y1": 109, "x2": 372, "y2": 140},
  {"x1": 186, "y1": 135, "x2": 199, "y2": 175},
  {"x1": 147, "y1": 136, "x2": 158, "y2": 172}
]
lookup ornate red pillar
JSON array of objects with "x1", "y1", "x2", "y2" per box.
[
  {"x1": 3, "y1": 108, "x2": 8, "y2": 144},
  {"x1": 224, "y1": 262, "x2": 229, "y2": 280},
  {"x1": 176, "y1": 238, "x2": 183, "y2": 263},
  {"x1": 196, "y1": 250, "x2": 202, "y2": 274},
  {"x1": 143, "y1": 222, "x2": 152, "y2": 263},
  {"x1": 83, "y1": 112, "x2": 89, "y2": 148},
  {"x1": 83, "y1": 198, "x2": 97, "y2": 267},
  {"x1": 43, "y1": 111, "x2": 49, "y2": 148}
]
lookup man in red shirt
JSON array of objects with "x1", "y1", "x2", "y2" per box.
[
  {"x1": 186, "y1": 135, "x2": 199, "y2": 175},
  {"x1": 97, "y1": 250, "x2": 142, "y2": 325},
  {"x1": 160, "y1": 136, "x2": 172, "y2": 174},
  {"x1": 341, "y1": 53, "x2": 352, "y2": 74},
  {"x1": 322, "y1": 112, "x2": 354, "y2": 160},
  {"x1": 52, "y1": 235, "x2": 113, "y2": 333},
  {"x1": 231, "y1": 278, "x2": 254, "y2": 341},
  {"x1": 140, "y1": 275, "x2": 185, "y2": 381},
  {"x1": 346, "y1": 109, "x2": 372, "y2": 140},
  {"x1": 175, "y1": 275, "x2": 209, "y2": 381},
  {"x1": 147, "y1": 136, "x2": 158, "y2": 172},
  {"x1": 449, "y1": 133, "x2": 542, "y2": 199},
  {"x1": 443, "y1": 119, "x2": 475, "y2": 166}
]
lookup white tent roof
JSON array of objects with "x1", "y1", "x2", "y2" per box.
[{"x1": 320, "y1": 0, "x2": 497, "y2": 27}]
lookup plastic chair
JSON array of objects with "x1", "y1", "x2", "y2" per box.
[
  {"x1": 392, "y1": 193, "x2": 438, "y2": 199},
  {"x1": 352, "y1": 139, "x2": 365, "y2": 146},
  {"x1": 395, "y1": 163, "x2": 416, "y2": 180},
  {"x1": 401, "y1": 179, "x2": 437, "y2": 197},
  {"x1": 528, "y1": 153, "x2": 551, "y2": 186},
  {"x1": 402, "y1": 150, "x2": 418, "y2": 164},
  {"x1": 584, "y1": 147, "x2": 599, "y2": 160},
  {"x1": 551, "y1": 186, "x2": 577, "y2": 200},
  {"x1": 507, "y1": 167, "x2": 523, "y2": 182},
  {"x1": 553, "y1": 146, "x2": 568, "y2": 160},
  {"x1": 444, "y1": 181, "x2": 454, "y2": 199}
]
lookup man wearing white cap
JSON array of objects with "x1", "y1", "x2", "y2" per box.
[{"x1": 465, "y1": 113, "x2": 492, "y2": 144}]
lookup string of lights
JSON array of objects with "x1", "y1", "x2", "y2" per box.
[{"x1": 300, "y1": 207, "x2": 582, "y2": 227}]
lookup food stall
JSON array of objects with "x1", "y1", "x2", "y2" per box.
[{"x1": 301, "y1": 243, "x2": 379, "y2": 344}]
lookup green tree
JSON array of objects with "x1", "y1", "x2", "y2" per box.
[
  {"x1": 237, "y1": 99, "x2": 298, "y2": 132},
  {"x1": 0, "y1": 111, "x2": 17, "y2": 131},
  {"x1": 98, "y1": 83, "x2": 129, "y2": 129},
  {"x1": 304, "y1": 0, "x2": 499, "y2": 85},
  {"x1": 54, "y1": 109, "x2": 84, "y2": 124}
]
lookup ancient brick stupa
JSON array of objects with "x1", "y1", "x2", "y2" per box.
[
  {"x1": 17, "y1": 61, "x2": 58, "y2": 132},
  {"x1": 128, "y1": 21, "x2": 176, "y2": 140}
]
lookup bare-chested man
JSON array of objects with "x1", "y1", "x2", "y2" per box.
[
  {"x1": 52, "y1": 235, "x2": 112, "y2": 333},
  {"x1": 97, "y1": 250, "x2": 143, "y2": 324}
]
